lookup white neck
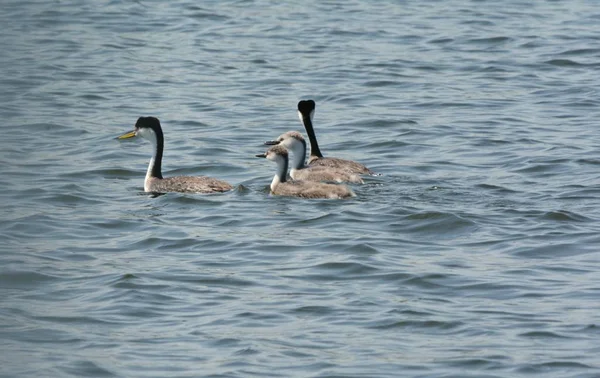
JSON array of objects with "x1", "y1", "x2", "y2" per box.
[
  {"x1": 287, "y1": 138, "x2": 307, "y2": 171},
  {"x1": 270, "y1": 173, "x2": 282, "y2": 192},
  {"x1": 270, "y1": 156, "x2": 288, "y2": 192},
  {"x1": 144, "y1": 156, "x2": 155, "y2": 191},
  {"x1": 144, "y1": 135, "x2": 159, "y2": 191}
]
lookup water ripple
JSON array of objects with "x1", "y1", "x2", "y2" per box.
[{"x1": 2, "y1": 0, "x2": 600, "y2": 377}]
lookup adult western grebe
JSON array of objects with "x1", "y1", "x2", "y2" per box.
[
  {"x1": 297, "y1": 100, "x2": 374, "y2": 175},
  {"x1": 265, "y1": 131, "x2": 363, "y2": 184},
  {"x1": 118, "y1": 117, "x2": 233, "y2": 194},
  {"x1": 256, "y1": 145, "x2": 355, "y2": 199}
]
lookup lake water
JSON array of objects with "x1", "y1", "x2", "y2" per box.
[{"x1": 2, "y1": 1, "x2": 600, "y2": 377}]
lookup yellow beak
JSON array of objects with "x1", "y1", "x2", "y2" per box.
[{"x1": 118, "y1": 130, "x2": 136, "y2": 139}]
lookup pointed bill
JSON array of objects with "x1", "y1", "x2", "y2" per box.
[{"x1": 117, "y1": 130, "x2": 136, "y2": 139}]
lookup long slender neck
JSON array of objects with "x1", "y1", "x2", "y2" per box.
[
  {"x1": 300, "y1": 112, "x2": 323, "y2": 158},
  {"x1": 271, "y1": 156, "x2": 288, "y2": 192},
  {"x1": 289, "y1": 138, "x2": 308, "y2": 170},
  {"x1": 146, "y1": 132, "x2": 163, "y2": 179}
]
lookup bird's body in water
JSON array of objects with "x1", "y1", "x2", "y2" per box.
[
  {"x1": 297, "y1": 100, "x2": 374, "y2": 175},
  {"x1": 256, "y1": 145, "x2": 355, "y2": 199},
  {"x1": 118, "y1": 117, "x2": 233, "y2": 194},
  {"x1": 265, "y1": 131, "x2": 363, "y2": 184}
]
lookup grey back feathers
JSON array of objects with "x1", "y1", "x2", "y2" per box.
[
  {"x1": 271, "y1": 180, "x2": 356, "y2": 199},
  {"x1": 291, "y1": 166, "x2": 363, "y2": 184},
  {"x1": 145, "y1": 176, "x2": 233, "y2": 194},
  {"x1": 306, "y1": 156, "x2": 373, "y2": 175}
]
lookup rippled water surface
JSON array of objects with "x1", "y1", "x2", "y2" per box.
[{"x1": 2, "y1": 1, "x2": 600, "y2": 377}]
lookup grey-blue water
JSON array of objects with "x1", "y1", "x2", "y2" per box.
[{"x1": 2, "y1": 1, "x2": 600, "y2": 377}]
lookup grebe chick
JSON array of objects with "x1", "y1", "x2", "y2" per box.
[
  {"x1": 297, "y1": 99, "x2": 374, "y2": 175},
  {"x1": 256, "y1": 145, "x2": 355, "y2": 199},
  {"x1": 265, "y1": 131, "x2": 363, "y2": 184},
  {"x1": 118, "y1": 117, "x2": 233, "y2": 194}
]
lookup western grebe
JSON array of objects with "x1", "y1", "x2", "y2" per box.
[
  {"x1": 297, "y1": 99, "x2": 374, "y2": 175},
  {"x1": 118, "y1": 117, "x2": 233, "y2": 194},
  {"x1": 256, "y1": 145, "x2": 355, "y2": 199},
  {"x1": 265, "y1": 131, "x2": 363, "y2": 184}
]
